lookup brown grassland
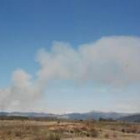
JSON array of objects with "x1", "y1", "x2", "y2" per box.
[{"x1": 0, "y1": 119, "x2": 140, "y2": 140}]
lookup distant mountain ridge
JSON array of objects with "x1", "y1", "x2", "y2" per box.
[
  {"x1": 60, "y1": 111, "x2": 129, "y2": 120},
  {"x1": 0, "y1": 111, "x2": 130, "y2": 120},
  {"x1": 0, "y1": 112, "x2": 55, "y2": 118},
  {"x1": 118, "y1": 114, "x2": 140, "y2": 122}
]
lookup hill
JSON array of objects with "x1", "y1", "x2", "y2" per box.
[
  {"x1": 118, "y1": 114, "x2": 140, "y2": 122},
  {"x1": 0, "y1": 111, "x2": 128, "y2": 120}
]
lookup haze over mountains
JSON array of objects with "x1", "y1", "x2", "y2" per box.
[
  {"x1": 1, "y1": 111, "x2": 139, "y2": 122},
  {"x1": 119, "y1": 114, "x2": 140, "y2": 123}
]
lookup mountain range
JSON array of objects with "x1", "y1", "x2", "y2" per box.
[
  {"x1": 0, "y1": 111, "x2": 135, "y2": 121},
  {"x1": 118, "y1": 114, "x2": 140, "y2": 122}
]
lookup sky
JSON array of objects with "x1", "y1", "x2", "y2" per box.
[{"x1": 0, "y1": 0, "x2": 140, "y2": 114}]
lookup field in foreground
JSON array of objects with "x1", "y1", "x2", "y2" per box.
[{"x1": 0, "y1": 119, "x2": 140, "y2": 140}]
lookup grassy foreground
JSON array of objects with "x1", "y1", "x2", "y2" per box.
[{"x1": 0, "y1": 119, "x2": 140, "y2": 140}]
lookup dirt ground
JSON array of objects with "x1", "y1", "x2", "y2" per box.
[{"x1": 0, "y1": 120, "x2": 140, "y2": 140}]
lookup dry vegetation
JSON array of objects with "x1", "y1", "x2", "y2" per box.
[{"x1": 0, "y1": 119, "x2": 140, "y2": 140}]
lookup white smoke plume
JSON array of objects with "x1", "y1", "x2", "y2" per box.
[
  {"x1": 37, "y1": 36, "x2": 140, "y2": 86},
  {"x1": 0, "y1": 69, "x2": 42, "y2": 111},
  {"x1": 0, "y1": 36, "x2": 140, "y2": 111}
]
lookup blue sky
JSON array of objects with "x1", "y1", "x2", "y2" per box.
[{"x1": 0, "y1": 0, "x2": 140, "y2": 113}]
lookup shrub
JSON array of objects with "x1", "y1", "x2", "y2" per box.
[
  {"x1": 34, "y1": 133, "x2": 61, "y2": 140},
  {"x1": 121, "y1": 129, "x2": 125, "y2": 133},
  {"x1": 104, "y1": 133, "x2": 109, "y2": 138},
  {"x1": 113, "y1": 133, "x2": 117, "y2": 138},
  {"x1": 90, "y1": 129, "x2": 99, "y2": 137},
  {"x1": 47, "y1": 133, "x2": 61, "y2": 140},
  {"x1": 15, "y1": 131, "x2": 22, "y2": 137}
]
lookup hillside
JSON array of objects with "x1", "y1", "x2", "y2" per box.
[
  {"x1": 119, "y1": 114, "x2": 140, "y2": 122},
  {"x1": 0, "y1": 111, "x2": 128, "y2": 120}
]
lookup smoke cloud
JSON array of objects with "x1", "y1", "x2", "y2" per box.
[
  {"x1": 37, "y1": 36, "x2": 140, "y2": 86},
  {"x1": 0, "y1": 36, "x2": 140, "y2": 111}
]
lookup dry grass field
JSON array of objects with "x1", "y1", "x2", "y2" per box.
[{"x1": 0, "y1": 119, "x2": 140, "y2": 140}]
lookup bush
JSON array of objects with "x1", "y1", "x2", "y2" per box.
[
  {"x1": 121, "y1": 129, "x2": 125, "y2": 133},
  {"x1": 90, "y1": 129, "x2": 99, "y2": 137},
  {"x1": 46, "y1": 133, "x2": 61, "y2": 140},
  {"x1": 15, "y1": 131, "x2": 22, "y2": 137},
  {"x1": 113, "y1": 133, "x2": 117, "y2": 138},
  {"x1": 104, "y1": 133, "x2": 109, "y2": 138},
  {"x1": 33, "y1": 133, "x2": 61, "y2": 140}
]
